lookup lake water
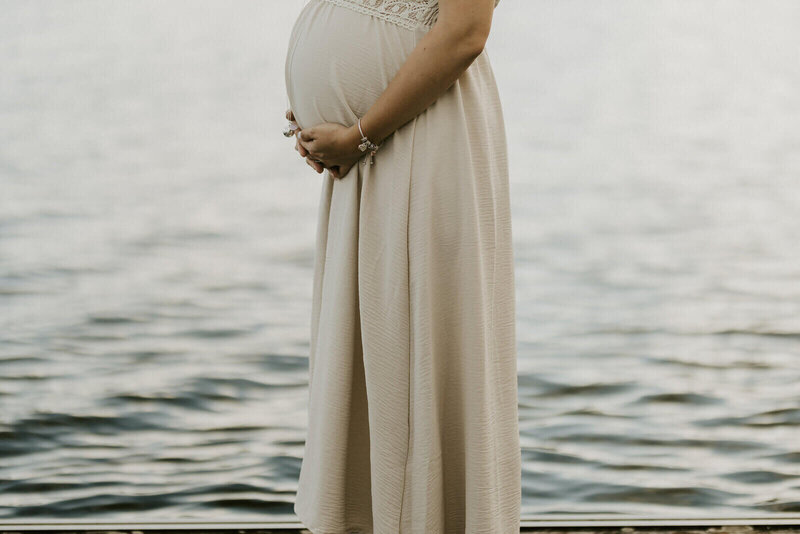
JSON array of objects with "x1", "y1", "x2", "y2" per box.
[{"x1": 1, "y1": 0, "x2": 799, "y2": 521}]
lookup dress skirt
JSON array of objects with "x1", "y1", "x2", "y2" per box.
[{"x1": 285, "y1": 1, "x2": 521, "y2": 532}]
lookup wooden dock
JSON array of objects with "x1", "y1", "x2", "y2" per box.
[
  {"x1": 1, "y1": 517, "x2": 799, "y2": 534},
  {"x1": 3, "y1": 530, "x2": 796, "y2": 534},
  {"x1": 1, "y1": 528, "x2": 798, "y2": 534}
]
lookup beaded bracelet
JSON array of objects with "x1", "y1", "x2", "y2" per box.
[{"x1": 357, "y1": 118, "x2": 381, "y2": 165}]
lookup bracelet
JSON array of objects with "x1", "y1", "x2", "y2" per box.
[{"x1": 357, "y1": 118, "x2": 380, "y2": 165}]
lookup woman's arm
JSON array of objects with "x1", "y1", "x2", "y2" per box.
[
  {"x1": 349, "y1": 0, "x2": 496, "y2": 146},
  {"x1": 296, "y1": 0, "x2": 497, "y2": 176}
]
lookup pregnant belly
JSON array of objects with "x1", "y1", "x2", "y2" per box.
[{"x1": 284, "y1": 0, "x2": 422, "y2": 130}]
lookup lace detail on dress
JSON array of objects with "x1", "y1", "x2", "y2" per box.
[{"x1": 321, "y1": 0, "x2": 500, "y2": 31}]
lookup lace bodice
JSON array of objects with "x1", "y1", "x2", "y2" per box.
[{"x1": 321, "y1": 0, "x2": 501, "y2": 32}]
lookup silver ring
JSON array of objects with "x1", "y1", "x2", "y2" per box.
[{"x1": 282, "y1": 122, "x2": 299, "y2": 137}]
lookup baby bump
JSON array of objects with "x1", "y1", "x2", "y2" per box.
[{"x1": 285, "y1": 0, "x2": 423, "y2": 130}]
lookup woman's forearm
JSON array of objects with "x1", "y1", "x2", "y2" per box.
[{"x1": 346, "y1": 21, "x2": 490, "y2": 149}]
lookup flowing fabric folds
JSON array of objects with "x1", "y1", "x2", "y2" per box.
[{"x1": 286, "y1": 1, "x2": 521, "y2": 532}]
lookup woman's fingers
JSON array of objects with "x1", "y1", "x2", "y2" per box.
[
  {"x1": 297, "y1": 134, "x2": 320, "y2": 159},
  {"x1": 298, "y1": 139, "x2": 322, "y2": 161},
  {"x1": 289, "y1": 122, "x2": 335, "y2": 176},
  {"x1": 294, "y1": 130, "x2": 309, "y2": 156},
  {"x1": 297, "y1": 138, "x2": 308, "y2": 157},
  {"x1": 288, "y1": 119, "x2": 322, "y2": 175},
  {"x1": 305, "y1": 157, "x2": 318, "y2": 173},
  {"x1": 306, "y1": 156, "x2": 324, "y2": 174}
]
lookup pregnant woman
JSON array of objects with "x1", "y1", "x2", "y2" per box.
[{"x1": 284, "y1": 0, "x2": 520, "y2": 531}]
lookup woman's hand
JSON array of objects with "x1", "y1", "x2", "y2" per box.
[
  {"x1": 285, "y1": 109, "x2": 365, "y2": 179},
  {"x1": 286, "y1": 110, "x2": 325, "y2": 174},
  {"x1": 297, "y1": 121, "x2": 365, "y2": 179}
]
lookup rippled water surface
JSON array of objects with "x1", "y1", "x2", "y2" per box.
[{"x1": 1, "y1": 0, "x2": 799, "y2": 521}]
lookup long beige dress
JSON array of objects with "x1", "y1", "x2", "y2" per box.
[{"x1": 285, "y1": 0, "x2": 520, "y2": 532}]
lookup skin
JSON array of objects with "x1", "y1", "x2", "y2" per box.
[{"x1": 286, "y1": 0, "x2": 496, "y2": 179}]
